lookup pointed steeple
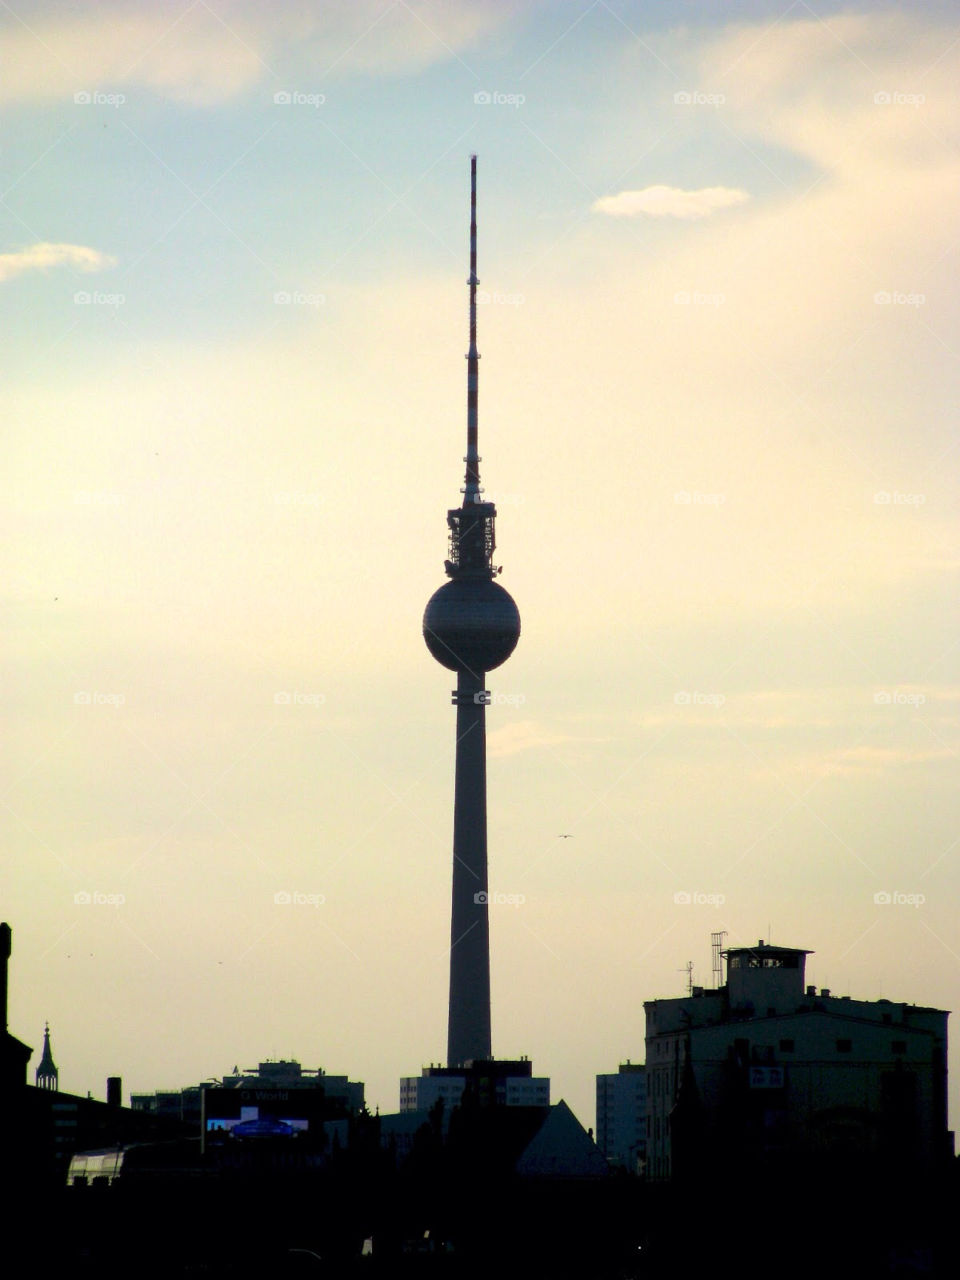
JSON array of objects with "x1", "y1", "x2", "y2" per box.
[{"x1": 36, "y1": 1022, "x2": 58, "y2": 1091}]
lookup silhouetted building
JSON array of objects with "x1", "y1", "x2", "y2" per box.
[
  {"x1": 596, "y1": 1061, "x2": 646, "y2": 1172},
  {"x1": 221, "y1": 1059, "x2": 365, "y2": 1113},
  {"x1": 645, "y1": 939, "x2": 951, "y2": 1180},
  {"x1": 35, "y1": 1022, "x2": 58, "y2": 1091},
  {"x1": 400, "y1": 1058, "x2": 549, "y2": 1113},
  {"x1": 516, "y1": 1100, "x2": 608, "y2": 1178},
  {"x1": 0, "y1": 922, "x2": 32, "y2": 1090},
  {"x1": 132, "y1": 1058, "x2": 365, "y2": 1132}
]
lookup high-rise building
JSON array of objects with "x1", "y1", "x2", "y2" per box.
[
  {"x1": 595, "y1": 1062, "x2": 646, "y2": 1172},
  {"x1": 400, "y1": 1059, "x2": 550, "y2": 1114},
  {"x1": 422, "y1": 156, "x2": 521, "y2": 1069},
  {"x1": 644, "y1": 939, "x2": 951, "y2": 1181}
]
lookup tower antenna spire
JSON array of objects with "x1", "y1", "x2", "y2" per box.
[{"x1": 464, "y1": 153, "x2": 481, "y2": 505}]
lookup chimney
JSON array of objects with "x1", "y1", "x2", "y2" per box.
[
  {"x1": 0, "y1": 922, "x2": 11, "y2": 1031},
  {"x1": 107, "y1": 1076, "x2": 122, "y2": 1107}
]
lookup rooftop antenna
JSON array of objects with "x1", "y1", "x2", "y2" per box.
[
  {"x1": 711, "y1": 930, "x2": 727, "y2": 989},
  {"x1": 678, "y1": 960, "x2": 694, "y2": 996}
]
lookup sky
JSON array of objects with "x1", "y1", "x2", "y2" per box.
[{"x1": 2, "y1": 0, "x2": 959, "y2": 1132}]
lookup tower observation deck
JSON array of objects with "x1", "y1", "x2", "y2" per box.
[{"x1": 422, "y1": 156, "x2": 521, "y2": 1067}]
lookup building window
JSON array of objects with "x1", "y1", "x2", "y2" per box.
[
  {"x1": 836, "y1": 1039, "x2": 852, "y2": 1053},
  {"x1": 779, "y1": 1039, "x2": 794, "y2": 1053},
  {"x1": 891, "y1": 1041, "x2": 907, "y2": 1055}
]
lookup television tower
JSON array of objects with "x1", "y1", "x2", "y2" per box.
[{"x1": 423, "y1": 156, "x2": 521, "y2": 1068}]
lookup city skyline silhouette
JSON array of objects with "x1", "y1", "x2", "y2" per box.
[{"x1": 3, "y1": 0, "x2": 958, "y2": 1142}]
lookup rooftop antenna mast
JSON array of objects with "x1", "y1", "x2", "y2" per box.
[
  {"x1": 711, "y1": 930, "x2": 727, "y2": 989},
  {"x1": 678, "y1": 960, "x2": 694, "y2": 996}
]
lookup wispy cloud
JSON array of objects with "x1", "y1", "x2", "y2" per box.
[
  {"x1": 0, "y1": 242, "x2": 115, "y2": 283},
  {"x1": 0, "y1": 1, "x2": 520, "y2": 106},
  {"x1": 592, "y1": 185, "x2": 750, "y2": 220}
]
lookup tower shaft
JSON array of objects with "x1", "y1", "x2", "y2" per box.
[{"x1": 447, "y1": 668, "x2": 491, "y2": 1066}]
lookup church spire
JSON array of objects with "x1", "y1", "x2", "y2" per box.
[{"x1": 36, "y1": 1022, "x2": 58, "y2": 1091}]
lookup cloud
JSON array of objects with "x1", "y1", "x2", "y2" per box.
[
  {"x1": 0, "y1": 242, "x2": 116, "y2": 283},
  {"x1": 0, "y1": 1, "x2": 521, "y2": 106},
  {"x1": 592, "y1": 185, "x2": 750, "y2": 219}
]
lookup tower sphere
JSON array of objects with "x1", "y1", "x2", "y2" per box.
[{"x1": 423, "y1": 578, "x2": 520, "y2": 673}]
